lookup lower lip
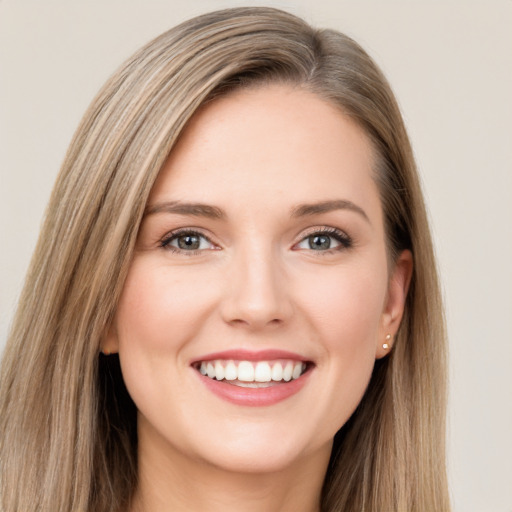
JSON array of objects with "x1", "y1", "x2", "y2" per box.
[{"x1": 195, "y1": 370, "x2": 312, "y2": 406}]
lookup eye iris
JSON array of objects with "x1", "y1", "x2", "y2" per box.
[
  {"x1": 309, "y1": 234, "x2": 331, "y2": 250},
  {"x1": 178, "y1": 234, "x2": 200, "y2": 250}
]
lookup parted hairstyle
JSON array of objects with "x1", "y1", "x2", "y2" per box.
[{"x1": 0, "y1": 7, "x2": 450, "y2": 512}]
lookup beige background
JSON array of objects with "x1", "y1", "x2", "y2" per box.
[{"x1": 1, "y1": 1, "x2": 511, "y2": 510}]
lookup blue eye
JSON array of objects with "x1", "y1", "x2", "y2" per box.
[
  {"x1": 295, "y1": 229, "x2": 351, "y2": 252},
  {"x1": 161, "y1": 231, "x2": 215, "y2": 253}
]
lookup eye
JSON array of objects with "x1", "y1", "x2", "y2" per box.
[
  {"x1": 161, "y1": 230, "x2": 216, "y2": 253},
  {"x1": 294, "y1": 228, "x2": 352, "y2": 252}
]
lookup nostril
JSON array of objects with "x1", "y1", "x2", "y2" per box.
[
  {"x1": 228, "y1": 318, "x2": 250, "y2": 326},
  {"x1": 219, "y1": 264, "x2": 293, "y2": 328},
  {"x1": 226, "y1": 316, "x2": 284, "y2": 329}
]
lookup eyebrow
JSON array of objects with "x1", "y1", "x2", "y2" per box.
[
  {"x1": 291, "y1": 199, "x2": 370, "y2": 223},
  {"x1": 144, "y1": 201, "x2": 225, "y2": 220},
  {"x1": 144, "y1": 199, "x2": 369, "y2": 223}
]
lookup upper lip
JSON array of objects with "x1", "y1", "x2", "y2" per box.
[{"x1": 190, "y1": 349, "x2": 311, "y2": 364}]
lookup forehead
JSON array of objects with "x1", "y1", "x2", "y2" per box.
[{"x1": 150, "y1": 85, "x2": 381, "y2": 221}]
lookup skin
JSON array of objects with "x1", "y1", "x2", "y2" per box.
[{"x1": 106, "y1": 84, "x2": 412, "y2": 512}]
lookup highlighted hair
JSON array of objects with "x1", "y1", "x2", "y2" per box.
[{"x1": 0, "y1": 7, "x2": 449, "y2": 511}]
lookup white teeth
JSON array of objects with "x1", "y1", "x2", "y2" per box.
[
  {"x1": 235, "y1": 381, "x2": 275, "y2": 388},
  {"x1": 214, "y1": 361, "x2": 225, "y2": 381},
  {"x1": 237, "y1": 361, "x2": 255, "y2": 382},
  {"x1": 271, "y1": 362, "x2": 283, "y2": 381},
  {"x1": 254, "y1": 361, "x2": 272, "y2": 382},
  {"x1": 224, "y1": 361, "x2": 237, "y2": 381},
  {"x1": 196, "y1": 359, "x2": 307, "y2": 384},
  {"x1": 283, "y1": 362, "x2": 293, "y2": 382},
  {"x1": 292, "y1": 362, "x2": 303, "y2": 379}
]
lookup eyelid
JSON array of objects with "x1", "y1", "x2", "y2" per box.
[
  {"x1": 157, "y1": 225, "x2": 351, "y2": 254},
  {"x1": 292, "y1": 226, "x2": 353, "y2": 251},
  {"x1": 160, "y1": 227, "x2": 219, "y2": 254}
]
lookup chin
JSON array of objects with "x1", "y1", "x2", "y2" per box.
[
  {"x1": 186, "y1": 423, "x2": 329, "y2": 475},
  {"x1": 199, "y1": 444, "x2": 312, "y2": 475}
]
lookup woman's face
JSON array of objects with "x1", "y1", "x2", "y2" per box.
[{"x1": 107, "y1": 85, "x2": 410, "y2": 475}]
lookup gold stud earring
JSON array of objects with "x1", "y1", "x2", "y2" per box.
[{"x1": 383, "y1": 334, "x2": 392, "y2": 350}]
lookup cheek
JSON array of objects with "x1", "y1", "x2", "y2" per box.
[
  {"x1": 298, "y1": 261, "x2": 388, "y2": 349},
  {"x1": 113, "y1": 259, "x2": 221, "y2": 425},
  {"x1": 115, "y1": 258, "x2": 218, "y2": 354},
  {"x1": 293, "y1": 262, "x2": 388, "y2": 435}
]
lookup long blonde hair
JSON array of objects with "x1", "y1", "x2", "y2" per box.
[{"x1": 0, "y1": 7, "x2": 449, "y2": 511}]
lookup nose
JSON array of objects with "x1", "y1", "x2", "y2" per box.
[{"x1": 220, "y1": 244, "x2": 293, "y2": 330}]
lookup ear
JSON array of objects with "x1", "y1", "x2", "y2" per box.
[
  {"x1": 100, "y1": 321, "x2": 120, "y2": 355},
  {"x1": 376, "y1": 249, "x2": 413, "y2": 359}
]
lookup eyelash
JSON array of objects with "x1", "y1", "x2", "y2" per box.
[
  {"x1": 160, "y1": 229, "x2": 216, "y2": 256},
  {"x1": 159, "y1": 226, "x2": 353, "y2": 255},
  {"x1": 294, "y1": 227, "x2": 353, "y2": 254}
]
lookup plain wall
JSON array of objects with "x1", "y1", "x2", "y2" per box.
[{"x1": 1, "y1": 1, "x2": 511, "y2": 510}]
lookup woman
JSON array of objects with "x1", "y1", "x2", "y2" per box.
[{"x1": 0, "y1": 7, "x2": 449, "y2": 512}]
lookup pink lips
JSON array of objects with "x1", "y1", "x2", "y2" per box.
[
  {"x1": 191, "y1": 349, "x2": 313, "y2": 407},
  {"x1": 191, "y1": 348, "x2": 307, "y2": 363}
]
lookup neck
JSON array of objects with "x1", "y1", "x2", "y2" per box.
[{"x1": 129, "y1": 421, "x2": 330, "y2": 512}]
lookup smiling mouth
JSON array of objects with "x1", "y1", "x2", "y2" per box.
[{"x1": 193, "y1": 359, "x2": 310, "y2": 387}]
